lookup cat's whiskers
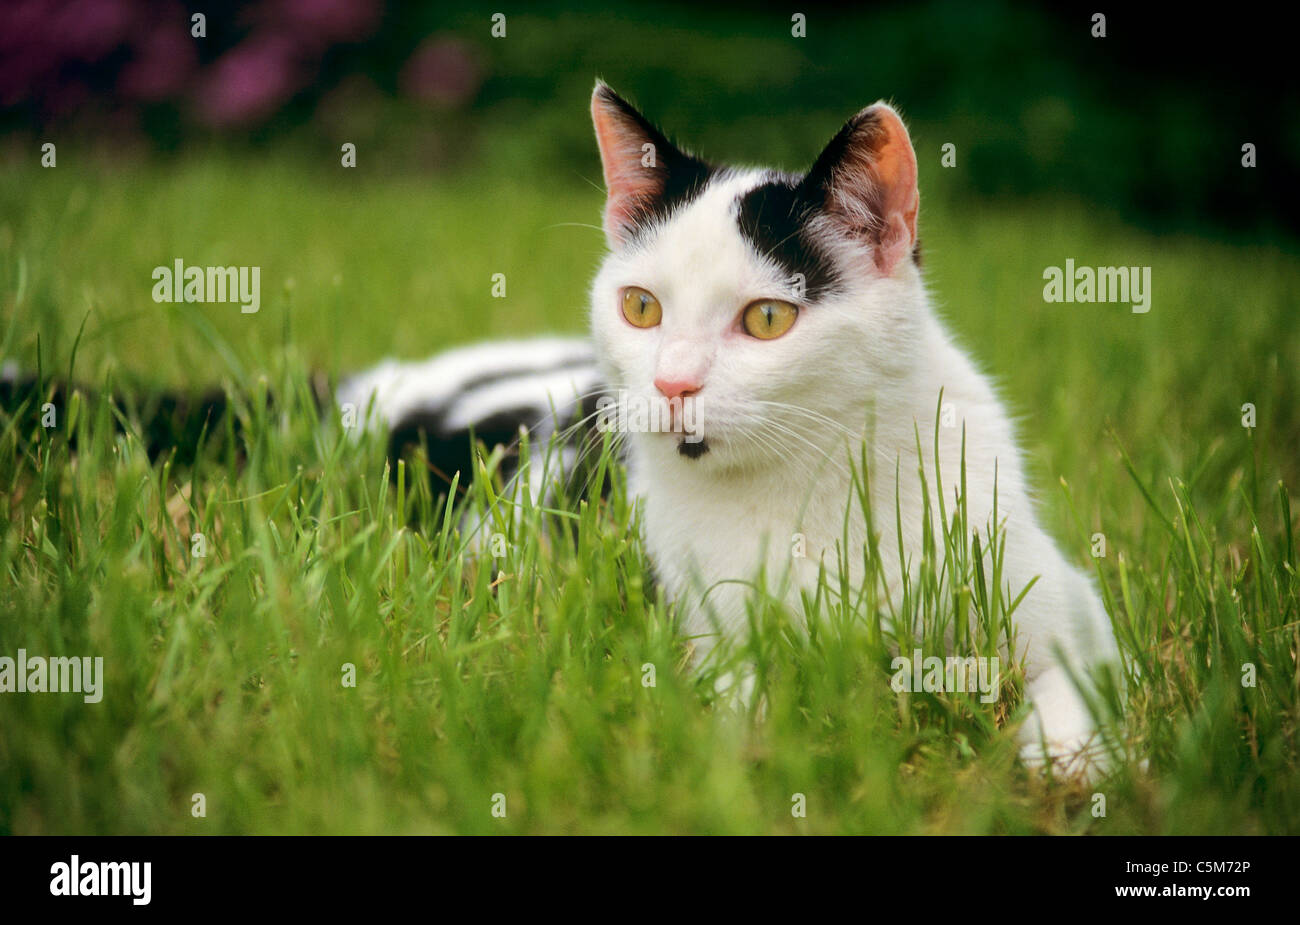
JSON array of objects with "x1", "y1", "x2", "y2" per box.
[
  {"x1": 573, "y1": 430, "x2": 628, "y2": 500},
  {"x1": 565, "y1": 422, "x2": 629, "y2": 498},
  {"x1": 754, "y1": 399, "x2": 895, "y2": 472},
  {"x1": 546, "y1": 386, "x2": 625, "y2": 443},
  {"x1": 544, "y1": 221, "x2": 607, "y2": 235},
  {"x1": 753, "y1": 399, "x2": 861, "y2": 439},
  {"x1": 746, "y1": 422, "x2": 827, "y2": 489},
  {"x1": 720, "y1": 406, "x2": 840, "y2": 487},
  {"x1": 573, "y1": 171, "x2": 608, "y2": 196},
  {"x1": 740, "y1": 406, "x2": 853, "y2": 476}
]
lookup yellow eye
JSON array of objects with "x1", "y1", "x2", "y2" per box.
[
  {"x1": 741, "y1": 299, "x2": 798, "y2": 339},
  {"x1": 621, "y1": 286, "x2": 662, "y2": 328}
]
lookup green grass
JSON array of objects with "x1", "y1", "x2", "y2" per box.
[{"x1": 1, "y1": 153, "x2": 1297, "y2": 834}]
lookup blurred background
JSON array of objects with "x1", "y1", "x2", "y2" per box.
[
  {"x1": 3, "y1": 1, "x2": 1293, "y2": 229},
  {"x1": 0, "y1": 1, "x2": 1296, "y2": 494}
]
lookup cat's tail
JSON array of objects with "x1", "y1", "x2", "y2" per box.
[
  {"x1": 0, "y1": 359, "x2": 284, "y2": 465},
  {"x1": 2, "y1": 336, "x2": 606, "y2": 494},
  {"x1": 337, "y1": 336, "x2": 605, "y2": 493}
]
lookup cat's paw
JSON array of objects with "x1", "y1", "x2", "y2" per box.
[
  {"x1": 1018, "y1": 733, "x2": 1111, "y2": 782},
  {"x1": 1017, "y1": 664, "x2": 1112, "y2": 782}
]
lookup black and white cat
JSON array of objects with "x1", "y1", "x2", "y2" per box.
[{"x1": 342, "y1": 83, "x2": 1122, "y2": 774}]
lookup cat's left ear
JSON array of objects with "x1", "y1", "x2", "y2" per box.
[
  {"x1": 802, "y1": 102, "x2": 919, "y2": 276},
  {"x1": 591, "y1": 81, "x2": 709, "y2": 247}
]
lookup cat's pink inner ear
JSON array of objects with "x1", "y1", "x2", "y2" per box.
[
  {"x1": 867, "y1": 106, "x2": 919, "y2": 274},
  {"x1": 827, "y1": 103, "x2": 919, "y2": 276},
  {"x1": 591, "y1": 86, "x2": 663, "y2": 245}
]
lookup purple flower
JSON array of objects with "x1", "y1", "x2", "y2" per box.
[
  {"x1": 277, "y1": 0, "x2": 380, "y2": 44},
  {"x1": 52, "y1": 0, "x2": 134, "y2": 63},
  {"x1": 119, "y1": 19, "x2": 196, "y2": 102},
  {"x1": 195, "y1": 33, "x2": 302, "y2": 126},
  {"x1": 0, "y1": 0, "x2": 134, "y2": 107},
  {"x1": 401, "y1": 35, "x2": 483, "y2": 108}
]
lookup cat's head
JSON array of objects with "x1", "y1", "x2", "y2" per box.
[{"x1": 588, "y1": 81, "x2": 926, "y2": 476}]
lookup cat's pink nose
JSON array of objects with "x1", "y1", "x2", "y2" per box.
[{"x1": 654, "y1": 376, "x2": 701, "y2": 400}]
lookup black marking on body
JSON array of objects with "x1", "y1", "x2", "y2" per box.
[
  {"x1": 386, "y1": 390, "x2": 612, "y2": 500},
  {"x1": 0, "y1": 373, "x2": 255, "y2": 465},
  {"x1": 388, "y1": 404, "x2": 540, "y2": 489},
  {"x1": 454, "y1": 354, "x2": 596, "y2": 397}
]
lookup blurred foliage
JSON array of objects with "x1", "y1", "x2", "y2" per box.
[{"x1": 2, "y1": 1, "x2": 1295, "y2": 238}]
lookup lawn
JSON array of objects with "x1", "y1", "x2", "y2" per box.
[{"x1": 1, "y1": 150, "x2": 1297, "y2": 834}]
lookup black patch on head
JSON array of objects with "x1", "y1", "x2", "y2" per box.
[
  {"x1": 736, "y1": 176, "x2": 841, "y2": 301},
  {"x1": 736, "y1": 107, "x2": 927, "y2": 287},
  {"x1": 677, "y1": 438, "x2": 710, "y2": 459}
]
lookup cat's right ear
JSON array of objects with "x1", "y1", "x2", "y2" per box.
[{"x1": 591, "y1": 81, "x2": 707, "y2": 248}]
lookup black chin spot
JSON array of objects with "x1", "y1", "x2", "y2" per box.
[{"x1": 678, "y1": 439, "x2": 709, "y2": 460}]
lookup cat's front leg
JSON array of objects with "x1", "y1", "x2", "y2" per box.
[
  {"x1": 1003, "y1": 552, "x2": 1121, "y2": 780},
  {"x1": 1017, "y1": 662, "x2": 1109, "y2": 779}
]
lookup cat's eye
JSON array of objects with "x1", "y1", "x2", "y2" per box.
[
  {"x1": 621, "y1": 286, "x2": 662, "y2": 328},
  {"x1": 741, "y1": 299, "x2": 798, "y2": 339}
]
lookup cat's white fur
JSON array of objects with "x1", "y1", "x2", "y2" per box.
[{"x1": 589, "y1": 95, "x2": 1121, "y2": 774}]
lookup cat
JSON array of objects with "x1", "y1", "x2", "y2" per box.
[
  {"x1": 589, "y1": 81, "x2": 1119, "y2": 772},
  {"x1": 342, "y1": 82, "x2": 1122, "y2": 776}
]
